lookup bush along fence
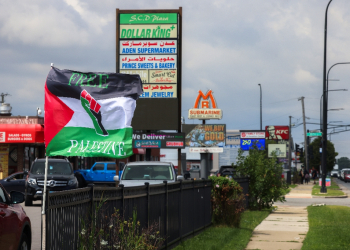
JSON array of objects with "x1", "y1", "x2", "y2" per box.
[{"x1": 43, "y1": 179, "x2": 212, "y2": 250}]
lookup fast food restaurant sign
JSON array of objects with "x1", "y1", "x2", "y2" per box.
[{"x1": 188, "y1": 90, "x2": 223, "y2": 120}]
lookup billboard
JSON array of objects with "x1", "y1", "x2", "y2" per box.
[
  {"x1": 265, "y1": 126, "x2": 289, "y2": 140},
  {"x1": 188, "y1": 90, "x2": 222, "y2": 120},
  {"x1": 189, "y1": 147, "x2": 223, "y2": 153},
  {"x1": 117, "y1": 9, "x2": 181, "y2": 130},
  {"x1": 133, "y1": 132, "x2": 185, "y2": 149},
  {"x1": 183, "y1": 124, "x2": 226, "y2": 147},
  {"x1": 268, "y1": 144, "x2": 287, "y2": 158},
  {"x1": 240, "y1": 131, "x2": 265, "y2": 139},
  {"x1": 226, "y1": 130, "x2": 240, "y2": 145},
  {"x1": 240, "y1": 139, "x2": 265, "y2": 151}
]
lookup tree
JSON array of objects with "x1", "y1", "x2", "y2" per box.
[
  {"x1": 235, "y1": 146, "x2": 288, "y2": 210},
  {"x1": 309, "y1": 137, "x2": 338, "y2": 172},
  {"x1": 338, "y1": 157, "x2": 350, "y2": 170}
]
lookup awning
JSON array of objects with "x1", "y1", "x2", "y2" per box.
[{"x1": 0, "y1": 124, "x2": 44, "y2": 143}]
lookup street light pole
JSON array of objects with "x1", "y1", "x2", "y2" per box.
[
  {"x1": 321, "y1": 0, "x2": 333, "y2": 193},
  {"x1": 258, "y1": 84, "x2": 262, "y2": 130}
]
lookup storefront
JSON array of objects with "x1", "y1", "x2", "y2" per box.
[{"x1": 0, "y1": 116, "x2": 45, "y2": 178}]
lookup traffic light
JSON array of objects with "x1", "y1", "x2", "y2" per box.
[
  {"x1": 308, "y1": 145, "x2": 314, "y2": 159},
  {"x1": 295, "y1": 143, "x2": 299, "y2": 153}
]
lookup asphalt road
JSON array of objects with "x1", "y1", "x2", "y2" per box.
[
  {"x1": 22, "y1": 178, "x2": 350, "y2": 250},
  {"x1": 21, "y1": 201, "x2": 42, "y2": 250}
]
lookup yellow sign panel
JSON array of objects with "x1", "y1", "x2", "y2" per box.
[
  {"x1": 120, "y1": 70, "x2": 148, "y2": 83},
  {"x1": 120, "y1": 24, "x2": 178, "y2": 39},
  {"x1": 0, "y1": 144, "x2": 9, "y2": 178},
  {"x1": 141, "y1": 84, "x2": 177, "y2": 98},
  {"x1": 149, "y1": 70, "x2": 177, "y2": 83}
]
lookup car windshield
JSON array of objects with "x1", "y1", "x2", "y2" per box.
[
  {"x1": 31, "y1": 162, "x2": 72, "y2": 175},
  {"x1": 122, "y1": 164, "x2": 173, "y2": 180}
]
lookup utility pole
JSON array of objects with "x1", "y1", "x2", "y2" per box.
[
  {"x1": 298, "y1": 97, "x2": 309, "y2": 171},
  {"x1": 288, "y1": 116, "x2": 292, "y2": 184}
]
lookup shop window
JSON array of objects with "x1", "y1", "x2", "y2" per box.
[{"x1": 10, "y1": 148, "x2": 17, "y2": 163}]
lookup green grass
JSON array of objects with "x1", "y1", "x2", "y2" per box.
[
  {"x1": 281, "y1": 184, "x2": 297, "y2": 195},
  {"x1": 173, "y1": 209, "x2": 272, "y2": 250},
  {"x1": 289, "y1": 184, "x2": 298, "y2": 189},
  {"x1": 312, "y1": 178, "x2": 345, "y2": 196},
  {"x1": 302, "y1": 206, "x2": 350, "y2": 250}
]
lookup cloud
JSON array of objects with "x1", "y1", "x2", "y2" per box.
[{"x1": 294, "y1": 68, "x2": 318, "y2": 83}]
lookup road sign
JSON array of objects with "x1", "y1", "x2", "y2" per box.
[{"x1": 307, "y1": 132, "x2": 322, "y2": 136}]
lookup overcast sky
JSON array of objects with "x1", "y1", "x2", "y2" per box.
[{"x1": 1, "y1": 0, "x2": 350, "y2": 159}]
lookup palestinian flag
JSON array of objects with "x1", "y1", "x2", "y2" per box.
[{"x1": 44, "y1": 67, "x2": 143, "y2": 158}]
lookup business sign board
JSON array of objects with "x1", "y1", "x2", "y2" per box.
[
  {"x1": 120, "y1": 40, "x2": 177, "y2": 54},
  {"x1": 132, "y1": 132, "x2": 185, "y2": 149},
  {"x1": 140, "y1": 84, "x2": 177, "y2": 98},
  {"x1": 226, "y1": 130, "x2": 240, "y2": 145},
  {"x1": 240, "y1": 139, "x2": 265, "y2": 151},
  {"x1": 240, "y1": 131, "x2": 265, "y2": 139},
  {"x1": 188, "y1": 90, "x2": 223, "y2": 120},
  {"x1": 120, "y1": 13, "x2": 178, "y2": 24},
  {"x1": 117, "y1": 9, "x2": 181, "y2": 130},
  {"x1": 149, "y1": 70, "x2": 177, "y2": 83},
  {"x1": 268, "y1": 144, "x2": 287, "y2": 158},
  {"x1": 265, "y1": 126, "x2": 289, "y2": 140},
  {"x1": 189, "y1": 147, "x2": 223, "y2": 153},
  {"x1": 183, "y1": 124, "x2": 226, "y2": 147},
  {"x1": 120, "y1": 55, "x2": 177, "y2": 70}
]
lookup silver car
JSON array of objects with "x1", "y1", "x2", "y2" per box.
[{"x1": 114, "y1": 161, "x2": 183, "y2": 187}]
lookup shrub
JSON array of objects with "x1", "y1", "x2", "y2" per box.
[
  {"x1": 235, "y1": 148, "x2": 288, "y2": 210},
  {"x1": 78, "y1": 199, "x2": 164, "y2": 250},
  {"x1": 209, "y1": 176, "x2": 246, "y2": 227}
]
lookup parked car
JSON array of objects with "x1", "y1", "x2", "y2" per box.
[
  {"x1": 344, "y1": 170, "x2": 350, "y2": 183},
  {"x1": 340, "y1": 168, "x2": 350, "y2": 181},
  {"x1": 74, "y1": 162, "x2": 117, "y2": 187},
  {"x1": 0, "y1": 171, "x2": 28, "y2": 193},
  {"x1": 217, "y1": 165, "x2": 236, "y2": 178},
  {"x1": 0, "y1": 183, "x2": 32, "y2": 249},
  {"x1": 114, "y1": 161, "x2": 183, "y2": 187},
  {"x1": 25, "y1": 158, "x2": 78, "y2": 206}
]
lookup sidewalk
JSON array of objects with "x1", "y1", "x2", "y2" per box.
[
  {"x1": 245, "y1": 185, "x2": 312, "y2": 249},
  {"x1": 285, "y1": 183, "x2": 313, "y2": 199},
  {"x1": 245, "y1": 206, "x2": 308, "y2": 250}
]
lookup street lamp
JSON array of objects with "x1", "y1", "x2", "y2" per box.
[{"x1": 258, "y1": 84, "x2": 262, "y2": 130}]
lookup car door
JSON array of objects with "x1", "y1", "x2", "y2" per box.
[
  {"x1": 8, "y1": 173, "x2": 25, "y2": 193},
  {"x1": 106, "y1": 163, "x2": 116, "y2": 181},
  {"x1": 0, "y1": 185, "x2": 18, "y2": 250},
  {"x1": 90, "y1": 164, "x2": 105, "y2": 182}
]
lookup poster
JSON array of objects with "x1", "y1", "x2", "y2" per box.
[
  {"x1": 184, "y1": 124, "x2": 226, "y2": 147},
  {"x1": 0, "y1": 144, "x2": 9, "y2": 178}
]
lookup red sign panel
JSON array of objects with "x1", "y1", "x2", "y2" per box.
[
  {"x1": 265, "y1": 126, "x2": 289, "y2": 140},
  {"x1": 166, "y1": 141, "x2": 184, "y2": 147},
  {"x1": 0, "y1": 124, "x2": 44, "y2": 143}
]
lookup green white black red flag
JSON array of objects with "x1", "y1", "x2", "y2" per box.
[{"x1": 44, "y1": 67, "x2": 143, "y2": 158}]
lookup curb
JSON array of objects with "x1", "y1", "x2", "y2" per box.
[{"x1": 311, "y1": 195, "x2": 348, "y2": 199}]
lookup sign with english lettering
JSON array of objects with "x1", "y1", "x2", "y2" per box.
[
  {"x1": 120, "y1": 13, "x2": 177, "y2": 24},
  {"x1": 265, "y1": 126, "x2": 289, "y2": 140},
  {"x1": 183, "y1": 124, "x2": 226, "y2": 147},
  {"x1": 120, "y1": 55, "x2": 177, "y2": 70},
  {"x1": 120, "y1": 40, "x2": 177, "y2": 54},
  {"x1": 132, "y1": 132, "x2": 185, "y2": 148},
  {"x1": 240, "y1": 139, "x2": 265, "y2": 151},
  {"x1": 140, "y1": 84, "x2": 177, "y2": 98},
  {"x1": 120, "y1": 24, "x2": 178, "y2": 39},
  {"x1": 149, "y1": 70, "x2": 177, "y2": 83}
]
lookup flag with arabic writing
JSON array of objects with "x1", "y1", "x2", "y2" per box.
[{"x1": 44, "y1": 67, "x2": 143, "y2": 158}]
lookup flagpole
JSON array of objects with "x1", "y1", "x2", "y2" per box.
[{"x1": 42, "y1": 156, "x2": 48, "y2": 215}]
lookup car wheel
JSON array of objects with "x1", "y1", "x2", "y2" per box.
[
  {"x1": 75, "y1": 174, "x2": 87, "y2": 188},
  {"x1": 25, "y1": 194, "x2": 32, "y2": 206},
  {"x1": 18, "y1": 233, "x2": 30, "y2": 250}
]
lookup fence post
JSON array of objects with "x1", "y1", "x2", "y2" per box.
[
  {"x1": 178, "y1": 180, "x2": 183, "y2": 242},
  {"x1": 145, "y1": 182, "x2": 150, "y2": 228},
  {"x1": 119, "y1": 184, "x2": 125, "y2": 217},
  {"x1": 163, "y1": 181, "x2": 168, "y2": 249}
]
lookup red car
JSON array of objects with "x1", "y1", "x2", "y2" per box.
[
  {"x1": 0, "y1": 183, "x2": 32, "y2": 250},
  {"x1": 344, "y1": 170, "x2": 350, "y2": 183}
]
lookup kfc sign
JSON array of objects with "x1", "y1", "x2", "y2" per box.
[{"x1": 265, "y1": 126, "x2": 289, "y2": 140}]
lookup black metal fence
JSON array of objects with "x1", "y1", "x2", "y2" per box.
[{"x1": 44, "y1": 179, "x2": 212, "y2": 250}]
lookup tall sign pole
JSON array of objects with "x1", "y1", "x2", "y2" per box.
[
  {"x1": 321, "y1": 0, "x2": 333, "y2": 193},
  {"x1": 298, "y1": 97, "x2": 309, "y2": 171}
]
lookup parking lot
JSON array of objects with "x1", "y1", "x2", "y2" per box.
[{"x1": 21, "y1": 201, "x2": 42, "y2": 250}]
